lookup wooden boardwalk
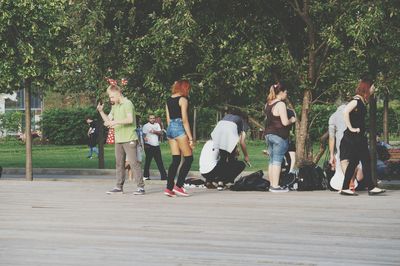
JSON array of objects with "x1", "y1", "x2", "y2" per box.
[{"x1": 0, "y1": 179, "x2": 399, "y2": 266}]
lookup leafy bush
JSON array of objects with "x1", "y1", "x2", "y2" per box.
[
  {"x1": 41, "y1": 107, "x2": 97, "y2": 145},
  {"x1": 0, "y1": 111, "x2": 24, "y2": 135},
  {"x1": 299, "y1": 104, "x2": 400, "y2": 141}
]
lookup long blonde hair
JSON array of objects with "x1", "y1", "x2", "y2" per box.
[{"x1": 266, "y1": 82, "x2": 285, "y2": 103}]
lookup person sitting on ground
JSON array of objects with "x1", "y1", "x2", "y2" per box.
[
  {"x1": 200, "y1": 139, "x2": 246, "y2": 190},
  {"x1": 376, "y1": 133, "x2": 391, "y2": 179}
]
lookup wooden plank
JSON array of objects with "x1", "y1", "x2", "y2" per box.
[{"x1": 0, "y1": 180, "x2": 399, "y2": 266}]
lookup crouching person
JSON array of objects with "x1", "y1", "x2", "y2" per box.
[{"x1": 199, "y1": 140, "x2": 246, "y2": 190}]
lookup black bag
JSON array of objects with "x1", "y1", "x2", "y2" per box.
[
  {"x1": 230, "y1": 170, "x2": 270, "y2": 191},
  {"x1": 185, "y1": 177, "x2": 205, "y2": 186},
  {"x1": 297, "y1": 163, "x2": 328, "y2": 191},
  {"x1": 279, "y1": 172, "x2": 297, "y2": 190}
]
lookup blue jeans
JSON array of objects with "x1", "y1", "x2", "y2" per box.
[
  {"x1": 88, "y1": 146, "x2": 99, "y2": 157},
  {"x1": 266, "y1": 134, "x2": 288, "y2": 166},
  {"x1": 166, "y1": 118, "x2": 186, "y2": 139}
]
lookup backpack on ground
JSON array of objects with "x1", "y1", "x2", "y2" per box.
[
  {"x1": 297, "y1": 162, "x2": 328, "y2": 191},
  {"x1": 279, "y1": 171, "x2": 298, "y2": 190},
  {"x1": 185, "y1": 177, "x2": 206, "y2": 186},
  {"x1": 230, "y1": 170, "x2": 270, "y2": 191}
]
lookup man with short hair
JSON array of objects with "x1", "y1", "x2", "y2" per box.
[
  {"x1": 97, "y1": 85, "x2": 145, "y2": 195},
  {"x1": 142, "y1": 114, "x2": 167, "y2": 180}
]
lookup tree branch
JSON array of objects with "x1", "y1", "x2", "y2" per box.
[
  {"x1": 288, "y1": 0, "x2": 304, "y2": 18},
  {"x1": 315, "y1": 40, "x2": 327, "y2": 55}
]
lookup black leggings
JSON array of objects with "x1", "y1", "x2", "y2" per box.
[
  {"x1": 166, "y1": 155, "x2": 193, "y2": 190},
  {"x1": 340, "y1": 135, "x2": 375, "y2": 190}
]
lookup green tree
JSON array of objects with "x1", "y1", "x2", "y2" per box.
[
  {"x1": 58, "y1": 0, "x2": 161, "y2": 168},
  {"x1": 0, "y1": 0, "x2": 68, "y2": 180}
]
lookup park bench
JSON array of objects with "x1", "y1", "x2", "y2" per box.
[
  {"x1": 385, "y1": 148, "x2": 400, "y2": 180},
  {"x1": 388, "y1": 148, "x2": 400, "y2": 162}
]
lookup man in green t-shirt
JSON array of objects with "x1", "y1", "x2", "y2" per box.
[{"x1": 97, "y1": 85, "x2": 145, "y2": 195}]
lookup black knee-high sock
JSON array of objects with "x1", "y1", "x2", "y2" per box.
[
  {"x1": 167, "y1": 155, "x2": 181, "y2": 190},
  {"x1": 176, "y1": 155, "x2": 193, "y2": 188}
]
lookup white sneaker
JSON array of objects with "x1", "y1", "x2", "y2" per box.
[
  {"x1": 269, "y1": 186, "x2": 289, "y2": 193},
  {"x1": 217, "y1": 182, "x2": 224, "y2": 191}
]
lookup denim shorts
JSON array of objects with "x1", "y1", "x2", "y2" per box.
[
  {"x1": 167, "y1": 118, "x2": 186, "y2": 139},
  {"x1": 266, "y1": 134, "x2": 289, "y2": 166}
]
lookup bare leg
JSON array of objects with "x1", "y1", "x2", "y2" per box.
[{"x1": 270, "y1": 164, "x2": 282, "y2": 188}]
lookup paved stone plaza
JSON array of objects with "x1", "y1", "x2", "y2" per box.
[{"x1": 0, "y1": 179, "x2": 399, "y2": 266}]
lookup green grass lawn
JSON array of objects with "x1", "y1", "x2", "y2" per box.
[
  {"x1": 3, "y1": 138, "x2": 397, "y2": 172},
  {"x1": 0, "y1": 140, "x2": 271, "y2": 172}
]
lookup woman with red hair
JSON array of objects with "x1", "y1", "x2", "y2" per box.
[
  {"x1": 339, "y1": 78, "x2": 385, "y2": 196},
  {"x1": 164, "y1": 80, "x2": 194, "y2": 197}
]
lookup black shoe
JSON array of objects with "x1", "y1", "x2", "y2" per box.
[
  {"x1": 368, "y1": 187, "x2": 386, "y2": 196},
  {"x1": 143, "y1": 177, "x2": 151, "y2": 180}
]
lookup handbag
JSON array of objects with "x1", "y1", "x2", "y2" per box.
[{"x1": 106, "y1": 128, "x2": 115, "y2": 144}]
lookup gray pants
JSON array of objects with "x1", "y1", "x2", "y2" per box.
[{"x1": 115, "y1": 141, "x2": 144, "y2": 189}]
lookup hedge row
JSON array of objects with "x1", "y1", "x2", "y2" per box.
[
  {"x1": 41, "y1": 107, "x2": 98, "y2": 145},
  {"x1": 40, "y1": 105, "x2": 400, "y2": 145}
]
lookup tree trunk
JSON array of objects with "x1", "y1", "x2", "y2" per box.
[
  {"x1": 98, "y1": 120, "x2": 105, "y2": 169},
  {"x1": 313, "y1": 131, "x2": 329, "y2": 164},
  {"x1": 295, "y1": 89, "x2": 312, "y2": 164},
  {"x1": 369, "y1": 95, "x2": 377, "y2": 186},
  {"x1": 24, "y1": 79, "x2": 33, "y2": 181},
  {"x1": 383, "y1": 90, "x2": 389, "y2": 144}
]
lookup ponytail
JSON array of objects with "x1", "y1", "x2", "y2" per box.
[
  {"x1": 267, "y1": 85, "x2": 277, "y2": 103},
  {"x1": 266, "y1": 82, "x2": 286, "y2": 103}
]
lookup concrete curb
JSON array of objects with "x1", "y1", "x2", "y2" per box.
[
  {"x1": 3, "y1": 168, "x2": 400, "y2": 186},
  {"x1": 3, "y1": 167, "x2": 258, "y2": 178}
]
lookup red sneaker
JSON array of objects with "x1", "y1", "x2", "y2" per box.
[
  {"x1": 164, "y1": 188, "x2": 176, "y2": 197},
  {"x1": 173, "y1": 186, "x2": 189, "y2": 197}
]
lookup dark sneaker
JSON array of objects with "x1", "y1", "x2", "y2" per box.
[
  {"x1": 269, "y1": 186, "x2": 289, "y2": 193},
  {"x1": 143, "y1": 177, "x2": 151, "y2": 180},
  {"x1": 133, "y1": 187, "x2": 145, "y2": 195},
  {"x1": 106, "y1": 188, "x2": 123, "y2": 194},
  {"x1": 368, "y1": 187, "x2": 386, "y2": 196}
]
